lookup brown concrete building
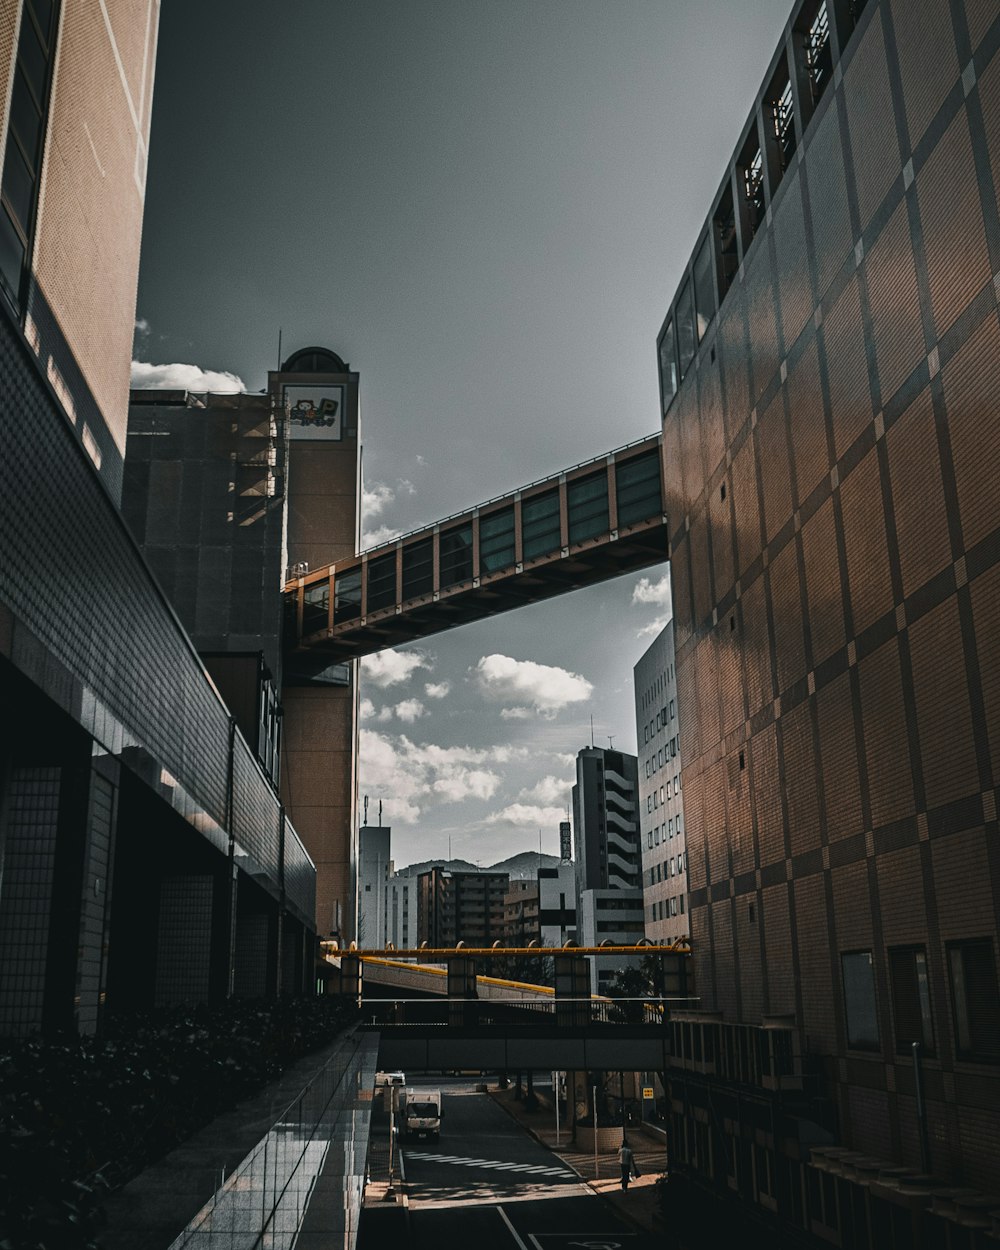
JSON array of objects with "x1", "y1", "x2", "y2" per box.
[
  {"x1": 503, "y1": 879, "x2": 540, "y2": 947},
  {"x1": 657, "y1": 0, "x2": 1000, "y2": 1239},
  {"x1": 417, "y1": 867, "x2": 509, "y2": 948},
  {"x1": 272, "y1": 347, "x2": 361, "y2": 941}
]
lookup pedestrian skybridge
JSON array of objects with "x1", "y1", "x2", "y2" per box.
[
  {"x1": 325, "y1": 943, "x2": 691, "y2": 1073},
  {"x1": 285, "y1": 433, "x2": 666, "y2": 666}
]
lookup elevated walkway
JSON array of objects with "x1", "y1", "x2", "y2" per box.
[{"x1": 285, "y1": 433, "x2": 665, "y2": 667}]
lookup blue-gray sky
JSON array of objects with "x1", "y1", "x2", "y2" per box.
[{"x1": 136, "y1": 0, "x2": 791, "y2": 866}]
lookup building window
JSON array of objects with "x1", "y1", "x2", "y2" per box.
[
  {"x1": 521, "y1": 488, "x2": 561, "y2": 560},
  {"x1": 659, "y1": 316, "x2": 678, "y2": 413},
  {"x1": 842, "y1": 950, "x2": 880, "y2": 1051},
  {"x1": 948, "y1": 939, "x2": 1000, "y2": 1061},
  {"x1": 693, "y1": 233, "x2": 715, "y2": 341},
  {"x1": 647, "y1": 831, "x2": 653, "y2": 849},
  {"x1": 479, "y1": 506, "x2": 516, "y2": 573},
  {"x1": 888, "y1": 946, "x2": 935, "y2": 1055},
  {"x1": 567, "y1": 470, "x2": 609, "y2": 545}
]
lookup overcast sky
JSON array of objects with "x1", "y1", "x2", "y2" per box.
[{"x1": 135, "y1": 0, "x2": 791, "y2": 867}]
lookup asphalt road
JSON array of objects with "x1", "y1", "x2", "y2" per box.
[{"x1": 401, "y1": 1079, "x2": 659, "y2": 1250}]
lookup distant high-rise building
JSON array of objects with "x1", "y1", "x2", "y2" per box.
[
  {"x1": 571, "y1": 746, "x2": 642, "y2": 894},
  {"x1": 357, "y1": 825, "x2": 392, "y2": 947},
  {"x1": 416, "y1": 867, "x2": 508, "y2": 947},
  {"x1": 633, "y1": 620, "x2": 688, "y2": 945}
]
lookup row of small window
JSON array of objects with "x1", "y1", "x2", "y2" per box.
[
  {"x1": 649, "y1": 854, "x2": 685, "y2": 885},
  {"x1": 657, "y1": 0, "x2": 870, "y2": 416},
  {"x1": 842, "y1": 940, "x2": 1000, "y2": 1062},
  {"x1": 647, "y1": 776, "x2": 680, "y2": 812},
  {"x1": 645, "y1": 738, "x2": 679, "y2": 778},
  {"x1": 647, "y1": 816, "x2": 682, "y2": 848},
  {"x1": 651, "y1": 896, "x2": 685, "y2": 921},
  {"x1": 643, "y1": 701, "x2": 675, "y2": 744},
  {"x1": 640, "y1": 663, "x2": 675, "y2": 711}
]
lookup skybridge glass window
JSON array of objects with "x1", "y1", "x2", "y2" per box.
[
  {"x1": 333, "y1": 569, "x2": 361, "y2": 625},
  {"x1": 567, "y1": 470, "x2": 609, "y2": 545},
  {"x1": 743, "y1": 144, "x2": 766, "y2": 238},
  {"x1": 302, "y1": 580, "x2": 329, "y2": 635},
  {"x1": 366, "y1": 551, "x2": 397, "y2": 612},
  {"x1": 402, "y1": 537, "x2": 434, "y2": 599},
  {"x1": 659, "y1": 317, "x2": 678, "y2": 412},
  {"x1": 616, "y1": 451, "x2": 661, "y2": 528},
  {"x1": 676, "y1": 279, "x2": 696, "y2": 379},
  {"x1": 522, "y1": 489, "x2": 561, "y2": 560},
  {"x1": 693, "y1": 236, "x2": 715, "y2": 342},
  {"x1": 439, "y1": 523, "x2": 473, "y2": 589},
  {"x1": 479, "y1": 506, "x2": 516, "y2": 573}
]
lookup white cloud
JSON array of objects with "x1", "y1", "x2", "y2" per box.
[
  {"x1": 519, "y1": 775, "x2": 567, "y2": 805},
  {"x1": 637, "y1": 614, "x2": 670, "y2": 639},
  {"x1": 399, "y1": 479, "x2": 416, "y2": 496},
  {"x1": 632, "y1": 574, "x2": 673, "y2": 611},
  {"x1": 130, "y1": 360, "x2": 245, "y2": 392},
  {"x1": 377, "y1": 706, "x2": 394, "y2": 723},
  {"x1": 134, "y1": 317, "x2": 150, "y2": 335},
  {"x1": 359, "y1": 697, "x2": 376, "y2": 719},
  {"x1": 394, "y1": 698, "x2": 425, "y2": 723},
  {"x1": 552, "y1": 752, "x2": 577, "y2": 770},
  {"x1": 362, "y1": 649, "x2": 432, "y2": 688},
  {"x1": 486, "y1": 803, "x2": 566, "y2": 830},
  {"x1": 473, "y1": 653, "x2": 593, "y2": 718},
  {"x1": 363, "y1": 524, "x2": 401, "y2": 548},
  {"x1": 362, "y1": 481, "x2": 394, "y2": 518},
  {"x1": 500, "y1": 706, "x2": 532, "y2": 720},
  {"x1": 358, "y1": 730, "x2": 507, "y2": 825},
  {"x1": 425, "y1": 681, "x2": 450, "y2": 699}
]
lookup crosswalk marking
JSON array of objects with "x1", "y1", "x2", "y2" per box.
[{"x1": 403, "y1": 1149, "x2": 575, "y2": 1180}]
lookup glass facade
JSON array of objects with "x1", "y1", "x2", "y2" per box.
[
  {"x1": 522, "y1": 489, "x2": 561, "y2": 560},
  {"x1": 439, "y1": 523, "x2": 473, "y2": 588},
  {"x1": 567, "y1": 471, "x2": 609, "y2": 545},
  {"x1": 479, "y1": 506, "x2": 515, "y2": 573}
]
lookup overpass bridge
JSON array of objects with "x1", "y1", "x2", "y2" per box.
[
  {"x1": 324, "y1": 942, "x2": 691, "y2": 1072},
  {"x1": 285, "y1": 433, "x2": 665, "y2": 666}
]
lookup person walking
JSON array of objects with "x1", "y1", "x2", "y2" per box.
[{"x1": 618, "y1": 1139, "x2": 637, "y2": 1190}]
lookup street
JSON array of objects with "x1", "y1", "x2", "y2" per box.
[{"x1": 401, "y1": 1079, "x2": 660, "y2": 1250}]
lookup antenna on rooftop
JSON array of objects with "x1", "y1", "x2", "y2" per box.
[
  {"x1": 590, "y1": 714, "x2": 595, "y2": 748},
  {"x1": 607, "y1": 734, "x2": 615, "y2": 749},
  {"x1": 277, "y1": 328, "x2": 282, "y2": 372},
  {"x1": 363, "y1": 794, "x2": 368, "y2": 826}
]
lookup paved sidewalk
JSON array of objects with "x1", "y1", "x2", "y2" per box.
[{"x1": 490, "y1": 1085, "x2": 667, "y2": 1235}]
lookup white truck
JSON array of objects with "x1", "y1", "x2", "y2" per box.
[{"x1": 402, "y1": 1088, "x2": 442, "y2": 1141}]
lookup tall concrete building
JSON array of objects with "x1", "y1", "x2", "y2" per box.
[
  {"x1": 357, "y1": 824, "x2": 391, "y2": 947},
  {"x1": 571, "y1": 746, "x2": 642, "y2": 894},
  {"x1": 0, "y1": 0, "x2": 315, "y2": 1035},
  {"x1": 273, "y1": 348, "x2": 361, "y2": 941},
  {"x1": 656, "y1": 0, "x2": 1000, "y2": 1234},
  {"x1": 634, "y1": 621, "x2": 689, "y2": 945},
  {"x1": 416, "y1": 867, "x2": 509, "y2": 948}
]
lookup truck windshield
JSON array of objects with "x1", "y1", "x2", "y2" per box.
[{"x1": 408, "y1": 1102, "x2": 437, "y2": 1117}]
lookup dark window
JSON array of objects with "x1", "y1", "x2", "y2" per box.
[
  {"x1": 302, "y1": 579, "x2": 330, "y2": 635},
  {"x1": 439, "y1": 523, "x2": 473, "y2": 589},
  {"x1": 366, "y1": 552, "x2": 397, "y2": 612},
  {"x1": 334, "y1": 568, "x2": 361, "y2": 625},
  {"x1": 743, "y1": 143, "x2": 766, "y2": 237},
  {"x1": 772, "y1": 73, "x2": 796, "y2": 170},
  {"x1": 402, "y1": 537, "x2": 434, "y2": 599},
  {"x1": 479, "y1": 506, "x2": 515, "y2": 573},
  {"x1": 949, "y1": 939, "x2": 1000, "y2": 1061},
  {"x1": 842, "y1": 950, "x2": 880, "y2": 1050},
  {"x1": 888, "y1": 946, "x2": 934, "y2": 1054},
  {"x1": 616, "y1": 451, "x2": 661, "y2": 527},
  {"x1": 676, "y1": 279, "x2": 696, "y2": 379},
  {"x1": 713, "y1": 184, "x2": 739, "y2": 300},
  {"x1": 806, "y1": 1, "x2": 832, "y2": 103},
  {"x1": 567, "y1": 471, "x2": 609, "y2": 545},
  {"x1": 522, "y1": 489, "x2": 561, "y2": 560},
  {"x1": 659, "y1": 317, "x2": 678, "y2": 412},
  {"x1": 693, "y1": 236, "x2": 715, "y2": 342}
]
